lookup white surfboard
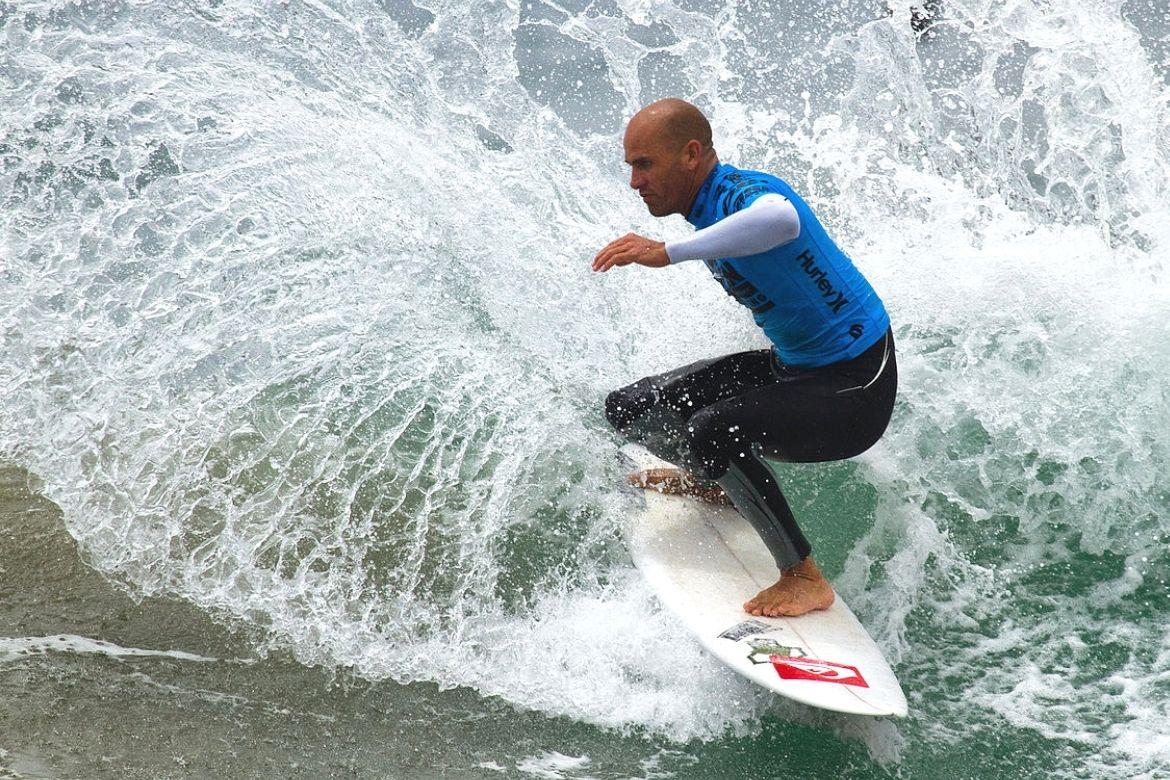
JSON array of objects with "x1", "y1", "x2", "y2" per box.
[{"x1": 621, "y1": 444, "x2": 907, "y2": 718}]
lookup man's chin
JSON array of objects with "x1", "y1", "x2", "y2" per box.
[{"x1": 645, "y1": 203, "x2": 672, "y2": 217}]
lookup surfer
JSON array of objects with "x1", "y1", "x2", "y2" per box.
[{"x1": 595, "y1": 99, "x2": 897, "y2": 618}]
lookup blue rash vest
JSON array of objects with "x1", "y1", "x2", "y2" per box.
[{"x1": 687, "y1": 162, "x2": 890, "y2": 368}]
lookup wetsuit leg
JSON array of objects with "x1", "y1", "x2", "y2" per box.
[
  {"x1": 716, "y1": 453, "x2": 812, "y2": 569},
  {"x1": 607, "y1": 330, "x2": 897, "y2": 571},
  {"x1": 687, "y1": 330, "x2": 898, "y2": 569},
  {"x1": 604, "y1": 350, "x2": 775, "y2": 471},
  {"x1": 607, "y1": 352, "x2": 811, "y2": 566},
  {"x1": 608, "y1": 332, "x2": 889, "y2": 570}
]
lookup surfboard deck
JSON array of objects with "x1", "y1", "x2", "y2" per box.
[{"x1": 621, "y1": 444, "x2": 907, "y2": 718}]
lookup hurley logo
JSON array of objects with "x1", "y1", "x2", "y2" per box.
[{"x1": 795, "y1": 249, "x2": 849, "y2": 314}]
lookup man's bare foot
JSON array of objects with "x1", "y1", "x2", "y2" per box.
[
  {"x1": 743, "y1": 557, "x2": 835, "y2": 617},
  {"x1": 627, "y1": 467, "x2": 731, "y2": 506}
]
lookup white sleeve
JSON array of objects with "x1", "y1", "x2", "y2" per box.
[{"x1": 665, "y1": 193, "x2": 801, "y2": 264}]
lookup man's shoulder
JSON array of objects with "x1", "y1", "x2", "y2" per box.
[{"x1": 709, "y1": 165, "x2": 787, "y2": 217}]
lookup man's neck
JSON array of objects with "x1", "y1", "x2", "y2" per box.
[{"x1": 682, "y1": 155, "x2": 719, "y2": 218}]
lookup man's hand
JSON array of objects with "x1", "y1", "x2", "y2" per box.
[{"x1": 592, "y1": 233, "x2": 669, "y2": 272}]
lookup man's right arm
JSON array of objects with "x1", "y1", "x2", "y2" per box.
[{"x1": 665, "y1": 194, "x2": 800, "y2": 263}]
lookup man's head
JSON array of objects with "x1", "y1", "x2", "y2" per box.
[{"x1": 623, "y1": 98, "x2": 718, "y2": 217}]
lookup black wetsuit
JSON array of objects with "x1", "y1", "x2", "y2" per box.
[{"x1": 606, "y1": 329, "x2": 896, "y2": 568}]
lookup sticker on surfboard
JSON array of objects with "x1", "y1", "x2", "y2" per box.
[
  {"x1": 717, "y1": 621, "x2": 807, "y2": 665},
  {"x1": 717, "y1": 620, "x2": 772, "y2": 642},
  {"x1": 770, "y1": 656, "x2": 869, "y2": 688},
  {"x1": 746, "y1": 637, "x2": 806, "y2": 665}
]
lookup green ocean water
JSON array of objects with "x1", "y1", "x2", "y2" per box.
[
  {"x1": 0, "y1": 458, "x2": 1135, "y2": 778},
  {"x1": 2, "y1": 0, "x2": 1169, "y2": 777}
]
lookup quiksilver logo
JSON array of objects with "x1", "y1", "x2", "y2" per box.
[{"x1": 795, "y1": 249, "x2": 849, "y2": 314}]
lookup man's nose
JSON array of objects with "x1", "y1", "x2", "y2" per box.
[{"x1": 629, "y1": 170, "x2": 644, "y2": 189}]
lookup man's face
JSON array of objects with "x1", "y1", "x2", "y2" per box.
[{"x1": 623, "y1": 118, "x2": 693, "y2": 217}]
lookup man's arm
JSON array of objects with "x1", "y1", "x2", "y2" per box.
[
  {"x1": 592, "y1": 193, "x2": 800, "y2": 273},
  {"x1": 665, "y1": 194, "x2": 799, "y2": 263}
]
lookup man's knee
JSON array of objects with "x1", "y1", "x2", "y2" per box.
[{"x1": 605, "y1": 383, "x2": 654, "y2": 431}]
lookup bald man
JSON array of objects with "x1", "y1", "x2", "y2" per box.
[{"x1": 594, "y1": 99, "x2": 896, "y2": 618}]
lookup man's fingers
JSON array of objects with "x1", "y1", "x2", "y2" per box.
[
  {"x1": 597, "y1": 254, "x2": 621, "y2": 272},
  {"x1": 593, "y1": 235, "x2": 633, "y2": 267},
  {"x1": 592, "y1": 233, "x2": 652, "y2": 273},
  {"x1": 593, "y1": 241, "x2": 632, "y2": 272},
  {"x1": 594, "y1": 235, "x2": 627, "y2": 261},
  {"x1": 605, "y1": 251, "x2": 636, "y2": 271},
  {"x1": 591, "y1": 242, "x2": 618, "y2": 271},
  {"x1": 593, "y1": 250, "x2": 621, "y2": 272}
]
